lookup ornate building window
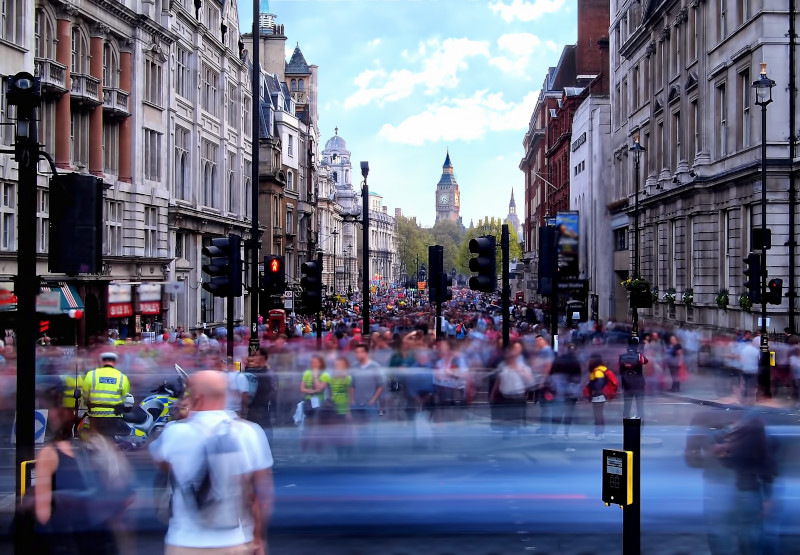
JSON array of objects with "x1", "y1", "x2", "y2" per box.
[
  {"x1": 144, "y1": 206, "x2": 157, "y2": 257},
  {"x1": 143, "y1": 128, "x2": 162, "y2": 181},
  {"x1": 70, "y1": 112, "x2": 90, "y2": 167},
  {"x1": 175, "y1": 46, "x2": 193, "y2": 100},
  {"x1": 71, "y1": 26, "x2": 90, "y2": 74},
  {"x1": 202, "y1": 64, "x2": 219, "y2": 117},
  {"x1": 1, "y1": 0, "x2": 24, "y2": 46},
  {"x1": 35, "y1": 8, "x2": 56, "y2": 59},
  {"x1": 244, "y1": 160, "x2": 252, "y2": 219},
  {"x1": 103, "y1": 121, "x2": 119, "y2": 173},
  {"x1": 103, "y1": 42, "x2": 120, "y2": 88},
  {"x1": 0, "y1": 183, "x2": 15, "y2": 252},
  {"x1": 104, "y1": 199, "x2": 123, "y2": 256},
  {"x1": 37, "y1": 189, "x2": 49, "y2": 254},
  {"x1": 201, "y1": 139, "x2": 218, "y2": 208},
  {"x1": 227, "y1": 151, "x2": 237, "y2": 213},
  {"x1": 144, "y1": 55, "x2": 163, "y2": 106},
  {"x1": 174, "y1": 126, "x2": 190, "y2": 200}
]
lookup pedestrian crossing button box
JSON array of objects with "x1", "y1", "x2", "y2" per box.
[{"x1": 602, "y1": 448, "x2": 632, "y2": 507}]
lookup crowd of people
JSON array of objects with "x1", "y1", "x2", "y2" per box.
[{"x1": 6, "y1": 286, "x2": 798, "y2": 554}]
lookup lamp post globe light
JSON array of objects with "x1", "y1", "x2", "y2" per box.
[
  {"x1": 752, "y1": 62, "x2": 776, "y2": 397},
  {"x1": 629, "y1": 135, "x2": 646, "y2": 339}
]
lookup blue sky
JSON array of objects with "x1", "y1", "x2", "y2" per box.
[{"x1": 238, "y1": 0, "x2": 578, "y2": 227}]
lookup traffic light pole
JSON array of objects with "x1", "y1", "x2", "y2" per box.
[
  {"x1": 623, "y1": 417, "x2": 642, "y2": 555},
  {"x1": 249, "y1": 7, "x2": 261, "y2": 357},
  {"x1": 501, "y1": 224, "x2": 510, "y2": 349},
  {"x1": 316, "y1": 251, "x2": 323, "y2": 351},
  {"x1": 227, "y1": 291, "x2": 235, "y2": 361},
  {"x1": 11, "y1": 74, "x2": 39, "y2": 555},
  {"x1": 361, "y1": 167, "x2": 370, "y2": 336}
]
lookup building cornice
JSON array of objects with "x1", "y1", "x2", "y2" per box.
[{"x1": 88, "y1": 0, "x2": 178, "y2": 45}]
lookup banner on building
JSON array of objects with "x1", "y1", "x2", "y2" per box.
[
  {"x1": 137, "y1": 283, "x2": 162, "y2": 315},
  {"x1": 556, "y1": 211, "x2": 579, "y2": 279}
]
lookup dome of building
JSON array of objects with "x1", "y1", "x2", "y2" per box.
[{"x1": 324, "y1": 127, "x2": 348, "y2": 152}]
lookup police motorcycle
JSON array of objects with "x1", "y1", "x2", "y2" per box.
[{"x1": 78, "y1": 364, "x2": 188, "y2": 450}]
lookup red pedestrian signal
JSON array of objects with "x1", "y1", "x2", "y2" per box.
[
  {"x1": 263, "y1": 255, "x2": 286, "y2": 295},
  {"x1": 270, "y1": 258, "x2": 281, "y2": 273}
]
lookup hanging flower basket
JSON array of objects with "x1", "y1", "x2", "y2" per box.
[
  {"x1": 716, "y1": 288, "x2": 729, "y2": 310},
  {"x1": 683, "y1": 288, "x2": 694, "y2": 306},
  {"x1": 664, "y1": 288, "x2": 677, "y2": 305},
  {"x1": 651, "y1": 287, "x2": 659, "y2": 304},
  {"x1": 739, "y1": 293, "x2": 752, "y2": 312},
  {"x1": 623, "y1": 278, "x2": 652, "y2": 308}
]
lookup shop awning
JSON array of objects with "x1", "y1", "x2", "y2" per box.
[{"x1": 39, "y1": 283, "x2": 84, "y2": 314}]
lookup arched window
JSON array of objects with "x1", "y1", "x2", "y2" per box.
[
  {"x1": 298, "y1": 79, "x2": 304, "y2": 92},
  {"x1": 35, "y1": 8, "x2": 56, "y2": 59},
  {"x1": 332, "y1": 171, "x2": 338, "y2": 183},
  {"x1": 102, "y1": 42, "x2": 120, "y2": 88},
  {"x1": 71, "y1": 26, "x2": 89, "y2": 74},
  {"x1": 1, "y1": 0, "x2": 24, "y2": 45},
  {"x1": 228, "y1": 172, "x2": 235, "y2": 213},
  {"x1": 290, "y1": 79, "x2": 297, "y2": 91}
]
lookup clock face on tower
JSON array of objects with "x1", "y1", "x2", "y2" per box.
[{"x1": 440, "y1": 194, "x2": 449, "y2": 204}]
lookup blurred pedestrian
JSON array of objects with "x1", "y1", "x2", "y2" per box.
[
  {"x1": 246, "y1": 347, "x2": 278, "y2": 444},
  {"x1": 34, "y1": 381, "x2": 133, "y2": 555},
  {"x1": 685, "y1": 407, "x2": 777, "y2": 555},
  {"x1": 149, "y1": 370, "x2": 274, "y2": 555},
  {"x1": 299, "y1": 354, "x2": 330, "y2": 455},
  {"x1": 223, "y1": 357, "x2": 250, "y2": 418},
  {"x1": 549, "y1": 343, "x2": 582, "y2": 438},
  {"x1": 587, "y1": 354, "x2": 608, "y2": 440},
  {"x1": 666, "y1": 335, "x2": 685, "y2": 392},
  {"x1": 619, "y1": 339, "x2": 647, "y2": 421},
  {"x1": 491, "y1": 341, "x2": 532, "y2": 435}
]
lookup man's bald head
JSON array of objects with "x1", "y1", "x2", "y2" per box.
[{"x1": 187, "y1": 370, "x2": 227, "y2": 411}]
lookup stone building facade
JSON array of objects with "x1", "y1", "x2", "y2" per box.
[{"x1": 610, "y1": 0, "x2": 799, "y2": 332}]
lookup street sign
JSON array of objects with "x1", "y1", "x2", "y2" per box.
[
  {"x1": 164, "y1": 281, "x2": 185, "y2": 294},
  {"x1": 11, "y1": 410, "x2": 48, "y2": 444}
]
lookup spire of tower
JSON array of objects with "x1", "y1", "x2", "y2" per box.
[{"x1": 259, "y1": 0, "x2": 276, "y2": 32}]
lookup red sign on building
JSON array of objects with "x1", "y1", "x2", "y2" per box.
[
  {"x1": 108, "y1": 303, "x2": 133, "y2": 318},
  {"x1": 139, "y1": 301, "x2": 161, "y2": 315}
]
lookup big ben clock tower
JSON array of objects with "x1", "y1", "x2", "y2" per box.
[{"x1": 435, "y1": 150, "x2": 461, "y2": 223}]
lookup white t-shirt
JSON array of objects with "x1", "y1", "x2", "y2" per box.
[
  {"x1": 149, "y1": 410, "x2": 273, "y2": 548},
  {"x1": 739, "y1": 342, "x2": 761, "y2": 375},
  {"x1": 226, "y1": 371, "x2": 250, "y2": 412}
]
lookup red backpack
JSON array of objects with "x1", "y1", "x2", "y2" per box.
[
  {"x1": 602, "y1": 368, "x2": 619, "y2": 400},
  {"x1": 582, "y1": 366, "x2": 619, "y2": 400}
]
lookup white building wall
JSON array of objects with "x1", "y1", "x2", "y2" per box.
[{"x1": 570, "y1": 95, "x2": 614, "y2": 323}]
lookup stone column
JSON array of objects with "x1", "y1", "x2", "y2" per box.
[
  {"x1": 118, "y1": 41, "x2": 133, "y2": 183},
  {"x1": 54, "y1": 10, "x2": 74, "y2": 169},
  {"x1": 88, "y1": 25, "x2": 108, "y2": 176}
]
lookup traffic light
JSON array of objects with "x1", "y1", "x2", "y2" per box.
[
  {"x1": 49, "y1": 173, "x2": 103, "y2": 274},
  {"x1": 468, "y1": 236, "x2": 497, "y2": 293},
  {"x1": 743, "y1": 252, "x2": 763, "y2": 304},
  {"x1": 300, "y1": 256, "x2": 323, "y2": 314},
  {"x1": 428, "y1": 245, "x2": 443, "y2": 304},
  {"x1": 440, "y1": 274, "x2": 453, "y2": 303},
  {"x1": 201, "y1": 234, "x2": 242, "y2": 297},
  {"x1": 766, "y1": 278, "x2": 783, "y2": 305},
  {"x1": 263, "y1": 255, "x2": 286, "y2": 295}
]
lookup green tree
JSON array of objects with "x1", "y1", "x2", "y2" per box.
[
  {"x1": 457, "y1": 217, "x2": 523, "y2": 276},
  {"x1": 430, "y1": 219, "x2": 465, "y2": 275},
  {"x1": 395, "y1": 215, "x2": 433, "y2": 282}
]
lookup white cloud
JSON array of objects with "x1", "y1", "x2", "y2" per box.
[
  {"x1": 378, "y1": 89, "x2": 541, "y2": 145},
  {"x1": 489, "y1": 33, "x2": 541, "y2": 74},
  {"x1": 368, "y1": 38, "x2": 381, "y2": 47},
  {"x1": 489, "y1": 0, "x2": 567, "y2": 22},
  {"x1": 345, "y1": 38, "x2": 490, "y2": 109}
]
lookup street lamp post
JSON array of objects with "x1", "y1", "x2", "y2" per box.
[
  {"x1": 629, "y1": 135, "x2": 646, "y2": 339},
  {"x1": 331, "y1": 229, "x2": 339, "y2": 296},
  {"x1": 753, "y1": 62, "x2": 776, "y2": 397},
  {"x1": 360, "y1": 161, "x2": 370, "y2": 335}
]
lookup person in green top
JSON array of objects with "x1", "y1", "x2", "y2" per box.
[
  {"x1": 299, "y1": 355, "x2": 330, "y2": 405},
  {"x1": 299, "y1": 355, "x2": 330, "y2": 454},
  {"x1": 328, "y1": 357, "x2": 354, "y2": 416}
]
